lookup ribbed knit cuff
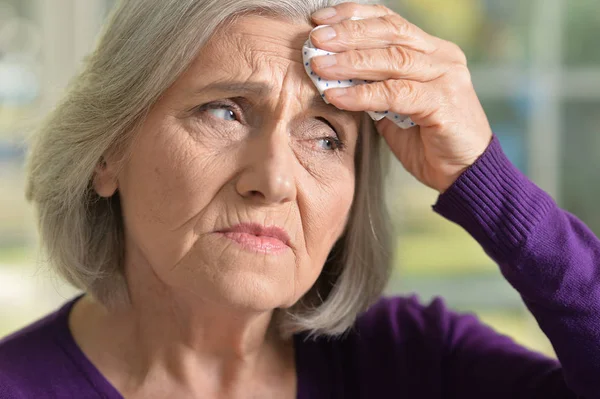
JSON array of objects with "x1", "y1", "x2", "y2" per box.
[{"x1": 433, "y1": 135, "x2": 556, "y2": 261}]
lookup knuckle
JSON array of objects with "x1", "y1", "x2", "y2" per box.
[
  {"x1": 446, "y1": 40, "x2": 468, "y2": 65},
  {"x1": 353, "y1": 50, "x2": 374, "y2": 70},
  {"x1": 386, "y1": 46, "x2": 414, "y2": 72},
  {"x1": 380, "y1": 14, "x2": 398, "y2": 31},
  {"x1": 381, "y1": 14, "x2": 410, "y2": 38},
  {"x1": 341, "y1": 18, "x2": 368, "y2": 39},
  {"x1": 383, "y1": 80, "x2": 414, "y2": 104}
]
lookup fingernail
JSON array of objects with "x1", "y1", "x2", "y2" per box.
[
  {"x1": 326, "y1": 87, "x2": 348, "y2": 98},
  {"x1": 313, "y1": 55, "x2": 337, "y2": 68},
  {"x1": 311, "y1": 26, "x2": 337, "y2": 43},
  {"x1": 312, "y1": 7, "x2": 337, "y2": 20},
  {"x1": 326, "y1": 89, "x2": 353, "y2": 110}
]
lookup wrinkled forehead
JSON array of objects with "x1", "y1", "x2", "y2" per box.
[
  {"x1": 200, "y1": 14, "x2": 312, "y2": 75},
  {"x1": 184, "y1": 15, "x2": 316, "y2": 103},
  {"x1": 174, "y1": 14, "x2": 359, "y2": 125}
]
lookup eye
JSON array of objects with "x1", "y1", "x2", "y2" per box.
[
  {"x1": 317, "y1": 137, "x2": 343, "y2": 151},
  {"x1": 207, "y1": 107, "x2": 237, "y2": 121},
  {"x1": 197, "y1": 101, "x2": 241, "y2": 122},
  {"x1": 315, "y1": 117, "x2": 345, "y2": 152}
]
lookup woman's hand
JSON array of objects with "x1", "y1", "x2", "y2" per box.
[{"x1": 310, "y1": 2, "x2": 493, "y2": 193}]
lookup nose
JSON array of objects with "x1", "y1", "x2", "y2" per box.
[{"x1": 235, "y1": 122, "x2": 297, "y2": 205}]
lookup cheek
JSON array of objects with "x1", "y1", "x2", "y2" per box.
[
  {"x1": 281, "y1": 166, "x2": 354, "y2": 307},
  {"x1": 118, "y1": 121, "x2": 234, "y2": 265},
  {"x1": 301, "y1": 167, "x2": 355, "y2": 262}
]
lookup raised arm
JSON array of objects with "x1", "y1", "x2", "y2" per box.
[
  {"x1": 434, "y1": 135, "x2": 600, "y2": 399},
  {"x1": 308, "y1": 3, "x2": 599, "y2": 396}
]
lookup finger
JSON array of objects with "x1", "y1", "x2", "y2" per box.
[
  {"x1": 310, "y1": 14, "x2": 437, "y2": 54},
  {"x1": 311, "y1": 46, "x2": 450, "y2": 83},
  {"x1": 311, "y1": 2, "x2": 394, "y2": 23},
  {"x1": 323, "y1": 79, "x2": 437, "y2": 122}
]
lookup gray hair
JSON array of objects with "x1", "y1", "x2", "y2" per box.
[{"x1": 25, "y1": 0, "x2": 392, "y2": 337}]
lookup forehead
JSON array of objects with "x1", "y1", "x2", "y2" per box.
[
  {"x1": 198, "y1": 14, "x2": 313, "y2": 76},
  {"x1": 172, "y1": 14, "x2": 358, "y2": 123}
]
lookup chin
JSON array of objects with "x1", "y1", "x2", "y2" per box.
[
  {"x1": 166, "y1": 237, "x2": 311, "y2": 312},
  {"x1": 180, "y1": 238, "x2": 300, "y2": 310},
  {"x1": 212, "y1": 270, "x2": 300, "y2": 313}
]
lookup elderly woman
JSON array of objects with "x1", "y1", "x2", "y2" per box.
[{"x1": 0, "y1": 0, "x2": 598, "y2": 398}]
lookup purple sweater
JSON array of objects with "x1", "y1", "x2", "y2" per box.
[{"x1": 1, "y1": 136, "x2": 599, "y2": 399}]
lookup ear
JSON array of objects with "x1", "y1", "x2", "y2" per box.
[{"x1": 93, "y1": 156, "x2": 118, "y2": 197}]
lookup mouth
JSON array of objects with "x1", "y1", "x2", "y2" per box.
[{"x1": 217, "y1": 223, "x2": 292, "y2": 254}]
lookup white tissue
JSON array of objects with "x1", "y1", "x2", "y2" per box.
[{"x1": 302, "y1": 23, "x2": 416, "y2": 129}]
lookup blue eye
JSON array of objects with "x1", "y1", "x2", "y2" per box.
[
  {"x1": 314, "y1": 118, "x2": 344, "y2": 152},
  {"x1": 317, "y1": 137, "x2": 343, "y2": 151},
  {"x1": 207, "y1": 107, "x2": 237, "y2": 121}
]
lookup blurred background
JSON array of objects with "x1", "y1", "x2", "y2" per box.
[{"x1": 1, "y1": 0, "x2": 599, "y2": 357}]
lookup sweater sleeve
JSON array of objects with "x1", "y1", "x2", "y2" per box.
[{"x1": 432, "y1": 135, "x2": 600, "y2": 399}]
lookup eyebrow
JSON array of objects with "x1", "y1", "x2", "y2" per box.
[
  {"x1": 198, "y1": 81, "x2": 271, "y2": 97},
  {"x1": 196, "y1": 81, "x2": 349, "y2": 117},
  {"x1": 308, "y1": 93, "x2": 342, "y2": 114}
]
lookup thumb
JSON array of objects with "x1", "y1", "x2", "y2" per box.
[{"x1": 376, "y1": 118, "x2": 422, "y2": 171}]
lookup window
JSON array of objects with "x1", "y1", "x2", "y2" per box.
[
  {"x1": 0, "y1": 0, "x2": 115, "y2": 336},
  {"x1": 1, "y1": 1, "x2": 598, "y2": 355}
]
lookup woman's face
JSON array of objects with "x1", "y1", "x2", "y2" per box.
[{"x1": 112, "y1": 15, "x2": 360, "y2": 311}]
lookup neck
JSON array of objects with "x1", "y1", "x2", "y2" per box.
[
  {"x1": 126, "y1": 284, "x2": 278, "y2": 361},
  {"x1": 69, "y1": 262, "x2": 295, "y2": 396}
]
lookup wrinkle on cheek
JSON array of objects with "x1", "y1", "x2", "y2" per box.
[
  {"x1": 144, "y1": 123, "x2": 224, "y2": 233},
  {"x1": 299, "y1": 175, "x2": 354, "y2": 266},
  {"x1": 297, "y1": 152, "x2": 355, "y2": 195},
  {"x1": 172, "y1": 123, "x2": 230, "y2": 183}
]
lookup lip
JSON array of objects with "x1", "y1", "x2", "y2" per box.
[{"x1": 217, "y1": 223, "x2": 292, "y2": 254}]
